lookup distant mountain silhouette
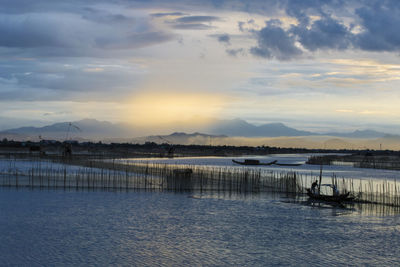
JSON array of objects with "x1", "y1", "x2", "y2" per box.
[
  {"x1": 205, "y1": 118, "x2": 313, "y2": 137},
  {"x1": 324, "y1": 129, "x2": 386, "y2": 139},
  {"x1": 0, "y1": 119, "x2": 132, "y2": 140},
  {"x1": 0, "y1": 118, "x2": 395, "y2": 141}
]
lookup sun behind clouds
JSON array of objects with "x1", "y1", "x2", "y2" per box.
[{"x1": 125, "y1": 91, "x2": 225, "y2": 126}]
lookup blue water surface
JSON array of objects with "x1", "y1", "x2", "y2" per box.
[{"x1": 0, "y1": 188, "x2": 399, "y2": 266}]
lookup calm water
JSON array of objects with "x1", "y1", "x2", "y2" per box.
[
  {"x1": 1, "y1": 188, "x2": 399, "y2": 266},
  {"x1": 118, "y1": 154, "x2": 400, "y2": 181}
]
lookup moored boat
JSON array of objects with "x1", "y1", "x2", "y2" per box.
[
  {"x1": 232, "y1": 159, "x2": 277, "y2": 166},
  {"x1": 306, "y1": 184, "x2": 353, "y2": 202},
  {"x1": 274, "y1": 163, "x2": 302, "y2": 166}
]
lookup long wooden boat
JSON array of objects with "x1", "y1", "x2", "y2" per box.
[
  {"x1": 306, "y1": 188, "x2": 353, "y2": 202},
  {"x1": 274, "y1": 162, "x2": 302, "y2": 166},
  {"x1": 232, "y1": 159, "x2": 277, "y2": 166}
]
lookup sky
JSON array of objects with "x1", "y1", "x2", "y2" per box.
[{"x1": 1, "y1": 0, "x2": 400, "y2": 134}]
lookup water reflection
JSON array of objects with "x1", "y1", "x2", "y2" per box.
[
  {"x1": 283, "y1": 195, "x2": 400, "y2": 216},
  {"x1": 1, "y1": 187, "x2": 400, "y2": 266},
  {"x1": 189, "y1": 189, "x2": 400, "y2": 216}
]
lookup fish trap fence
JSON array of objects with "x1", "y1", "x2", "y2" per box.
[
  {"x1": 0, "y1": 159, "x2": 304, "y2": 194},
  {"x1": 83, "y1": 160, "x2": 306, "y2": 193},
  {"x1": 1, "y1": 159, "x2": 400, "y2": 207}
]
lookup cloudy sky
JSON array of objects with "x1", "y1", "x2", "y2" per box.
[{"x1": 1, "y1": 0, "x2": 400, "y2": 133}]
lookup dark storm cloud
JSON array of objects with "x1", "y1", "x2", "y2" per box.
[
  {"x1": 354, "y1": 4, "x2": 400, "y2": 51},
  {"x1": 246, "y1": 0, "x2": 400, "y2": 60},
  {"x1": 292, "y1": 16, "x2": 351, "y2": 51},
  {"x1": 282, "y1": 0, "x2": 346, "y2": 25},
  {"x1": 250, "y1": 20, "x2": 302, "y2": 60},
  {"x1": 247, "y1": 1, "x2": 354, "y2": 59}
]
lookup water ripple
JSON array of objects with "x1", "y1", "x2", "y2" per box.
[{"x1": 0, "y1": 188, "x2": 399, "y2": 266}]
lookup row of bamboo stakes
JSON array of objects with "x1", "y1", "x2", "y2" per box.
[{"x1": 0, "y1": 158, "x2": 399, "y2": 207}]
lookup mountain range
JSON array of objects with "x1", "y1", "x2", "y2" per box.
[
  {"x1": 0, "y1": 118, "x2": 393, "y2": 141},
  {"x1": 0, "y1": 119, "x2": 131, "y2": 141},
  {"x1": 203, "y1": 118, "x2": 314, "y2": 137},
  {"x1": 2, "y1": 118, "x2": 399, "y2": 150}
]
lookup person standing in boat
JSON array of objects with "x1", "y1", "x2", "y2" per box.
[
  {"x1": 332, "y1": 185, "x2": 339, "y2": 196},
  {"x1": 311, "y1": 180, "x2": 319, "y2": 194}
]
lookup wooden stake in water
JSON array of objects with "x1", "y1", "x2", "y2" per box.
[{"x1": 318, "y1": 165, "x2": 323, "y2": 194}]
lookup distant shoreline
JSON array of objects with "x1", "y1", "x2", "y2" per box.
[{"x1": 1, "y1": 139, "x2": 398, "y2": 163}]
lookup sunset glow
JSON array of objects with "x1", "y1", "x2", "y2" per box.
[{"x1": 125, "y1": 92, "x2": 225, "y2": 126}]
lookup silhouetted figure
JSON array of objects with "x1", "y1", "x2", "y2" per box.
[
  {"x1": 311, "y1": 180, "x2": 319, "y2": 194},
  {"x1": 332, "y1": 184, "x2": 339, "y2": 196}
]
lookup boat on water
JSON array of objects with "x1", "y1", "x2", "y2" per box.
[
  {"x1": 232, "y1": 159, "x2": 302, "y2": 166},
  {"x1": 232, "y1": 159, "x2": 277, "y2": 166},
  {"x1": 274, "y1": 163, "x2": 303, "y2": 166},
  {"x1": 306, "y1": 184, "x2": 353, "y2": 202}
]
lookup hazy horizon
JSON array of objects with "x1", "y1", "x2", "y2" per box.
[
  {"x1": 0, "y1": 116, "x2": 397, "y2": 135},
  {"x1": 2, "y1": 117, "x2": 399, "y2": 151}
]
